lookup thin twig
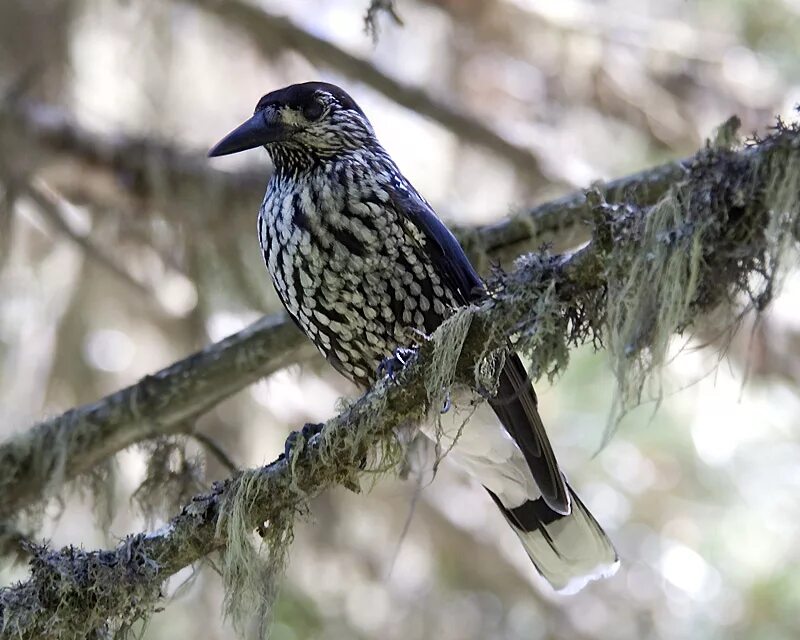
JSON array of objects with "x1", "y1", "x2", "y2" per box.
[
  {"x1": 22, "y1": 180, "x2": 154, "y2": 299},
  {"x1": 184, "y1": 0, "x2": 552, "y2": 187},
  {"x1": 0, "y1": 99, "x2": 264, "y2": 232},
  {"x1": 3, "y1": 100, "x2": 689, "y2": 262},
  {"x1": 191, "y1": 431, "x2": 239, "y2": 474},
  {"x1": 364, "y1": 0, "x2": 404, "y2": 42}
]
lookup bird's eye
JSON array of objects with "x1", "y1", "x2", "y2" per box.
[{"x1": 303, "y1": 99, "x2": 325, "y2": 121}]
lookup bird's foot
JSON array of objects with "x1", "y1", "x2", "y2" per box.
[
  {"x1": 281, "y1": 422, "x2": 324, "y2": 461},
  {"x1": 377, "y1": 347, "x2": 418, "y2": 381}
]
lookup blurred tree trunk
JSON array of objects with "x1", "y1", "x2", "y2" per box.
[{"x1": 0, "y1": 0, "x2": 76, "y2": 100}]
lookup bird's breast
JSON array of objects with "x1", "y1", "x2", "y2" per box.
[{"x1": 258, "y1": 174, "x2": 454, "y2": 385}]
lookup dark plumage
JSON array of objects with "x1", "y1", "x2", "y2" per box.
[{"x1": 209, "y1": 81, "x2": 617, "y2": 592}]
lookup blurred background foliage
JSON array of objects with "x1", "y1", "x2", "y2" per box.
[{"x1": 1, "y1": 0, "x2": 800, "y2": 638}]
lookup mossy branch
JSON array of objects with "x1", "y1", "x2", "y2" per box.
[
  {"x1": 2, "y1": 117, "x2": 798, "y2": 638},
  {"x1": 0, "y1": 315, "x2": 316, "y2": 519},
  {"x1": 0, "y1": 113, "x2": 695, "y2": 521},
  {"x1": 463, "y1": 158, "x2": 690, "y2": 262},
  {"x1": 0, "y1": 116, "x2": 796, "y2": 520}
]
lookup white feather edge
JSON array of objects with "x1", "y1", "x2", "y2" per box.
[{"x1": 555, "y1": 558, "x2": 621, "y2": 595}]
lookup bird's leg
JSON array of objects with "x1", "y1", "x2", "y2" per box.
[
  {"x1": 377, "y1": 346, "x2": 449, "y2": 410},
  {"x1": 377, "y1": 346, "x2": 418, "y2": 381},
  {"x1": 281, "y1": 422, "x2": 324, "y2": 461}
]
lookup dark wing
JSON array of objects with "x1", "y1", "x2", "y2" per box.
[
  {"x1": 387, "y1": 182, "x2": 483, "y2": 301},
  {"x1": 389, "y1": 182, "x2": 571, "y2": 515}
]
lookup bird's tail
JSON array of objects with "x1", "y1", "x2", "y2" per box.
[{"x1": 487, "y1": 483, "x2": 618, "y2": 594}]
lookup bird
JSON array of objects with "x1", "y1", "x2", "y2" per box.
[{"x1": 208, "y1": 81, "x2": 618, "y2": 593}]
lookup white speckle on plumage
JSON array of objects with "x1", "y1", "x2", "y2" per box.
[
  {"x1": 280, "y1": 193, "x2": 293, "y2": 228},
  {"x1": 351, "y1": 365, "x2": 367, "y2": 379}
]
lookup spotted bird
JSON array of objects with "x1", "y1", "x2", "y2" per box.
[{"x1": 209, "y1": 82, "x2": 618, "y2": 592}]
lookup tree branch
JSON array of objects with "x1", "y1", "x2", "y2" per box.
[
  {"x1": 0, "y1": 117, "x2": 795, "y2": 522},
  {"x1": 21, "y1": 181, "x2": 155, "y2": 300},
  {"x1": 1, "y1": 117, "x2": 798, "y2": 637},
  {"x1": 3, "y1": 98, "x2": 689, "y2": 261},
  {"x1": 0, "y1": 314, "x2": 316, "y2": 518},
  {"x1": 460, "y1": 157, "x2": 689, "y2": 261},
  {"x1": 1, "y1": 251, "x2": 592, "y2": 639},
  {"x1": 0, "y1": 154, "x2": 691, "y2": 519},
  {"x1": 0, "y1": 99, "x2": 265, "y2": 229},
  {"x1": 182, "y1": 0, "x2": 553, "y2": 187}
]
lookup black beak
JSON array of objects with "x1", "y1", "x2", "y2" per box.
[{"x1": 207, "y1": 108, "x2": 287, "y2": 157}]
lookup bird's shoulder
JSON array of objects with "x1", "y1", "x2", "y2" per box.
[{"x1": 382, "y1": 173, "x2": 483, "y2": 303}]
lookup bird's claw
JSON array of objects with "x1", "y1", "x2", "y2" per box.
[
  {"x1": 377, "y1": 347, "x2": 417, "y2": 381},
  {"x1": 281, "y1": 422, "x2": 324, "y2": 461}
]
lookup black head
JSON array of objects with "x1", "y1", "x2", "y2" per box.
[{"x1": 208, "y1": 82, "x2": 375, "y2": 165}]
